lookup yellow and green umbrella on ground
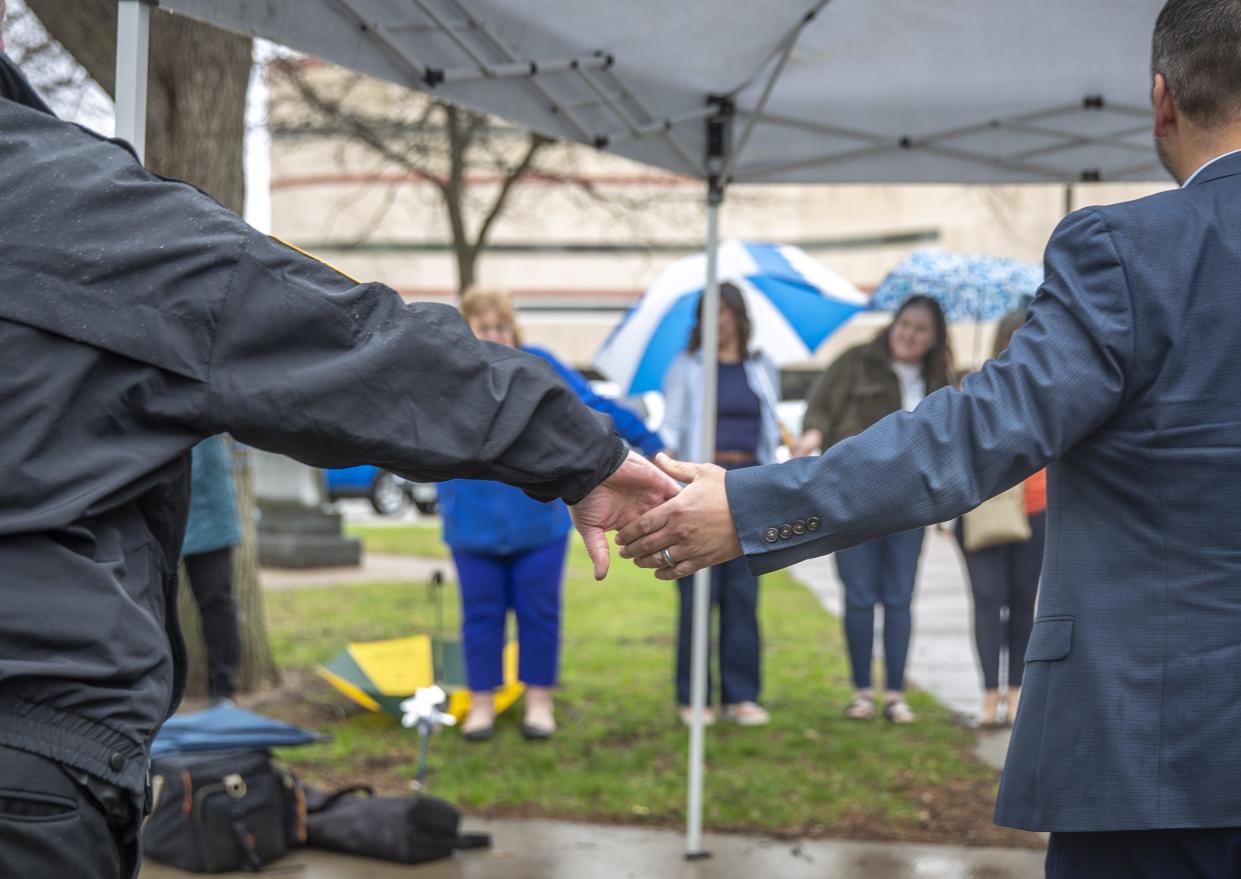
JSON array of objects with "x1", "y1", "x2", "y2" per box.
[{"x1": 318, "y1": 634, "x2": 523, "y2": 722}]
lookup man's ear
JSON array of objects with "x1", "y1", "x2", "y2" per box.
[{"x1": 1153, "y1": 73, "x2": 1177, "y2": 138}]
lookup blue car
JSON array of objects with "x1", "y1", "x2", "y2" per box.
[{"x1": 323, "y1": 465, "x2": 438, "y2": 516}]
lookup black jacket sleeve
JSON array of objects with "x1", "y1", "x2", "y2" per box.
[
  {"x1": 0, "y1": 100, "x2": 624, "y2": 504},
  {"x1": 206, "y1": 234, "x2": 625, "y2": 503}
]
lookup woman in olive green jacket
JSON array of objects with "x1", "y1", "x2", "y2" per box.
[{"x1": 791, "y1": 295, "x2": 954, "y2": 723}]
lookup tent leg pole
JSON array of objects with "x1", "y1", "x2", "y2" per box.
[
  {"x1": 114, "y1": 0, "x2": 151, "y2": 164},
  {"x1": 686, "y1": 179, "x2": 723, "y2": 861}
]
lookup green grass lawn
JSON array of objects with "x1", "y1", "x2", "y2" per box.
[
  {"x1": 344, "y1": 522, "x2": 449, "y2": 558},
  {"x1": 264, "y1": 538, "x2": 1032, "y2": 845}
]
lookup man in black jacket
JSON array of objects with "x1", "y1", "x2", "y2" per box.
[{"x1": 0, "y1": 14, "x2": 675, "y2": 876}]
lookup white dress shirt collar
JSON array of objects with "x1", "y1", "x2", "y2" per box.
[{"x1": 1182, "y1": 148, "x2": 1241, "y2": 188}]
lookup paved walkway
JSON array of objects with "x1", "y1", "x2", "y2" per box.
[
  {"x1": 261, "y1": 552, "x2": 450, "y2": 590},
  {"x1": 140, "y1": 816, "x2": 1044, "y2": 879}
]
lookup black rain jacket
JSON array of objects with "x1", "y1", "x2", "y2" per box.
[{"x1": 0, "y1": 56, "x2": 623, "y2": 800}]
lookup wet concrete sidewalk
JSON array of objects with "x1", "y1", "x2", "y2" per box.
[{"x1": 140, "y1": 816, "x2": 1044, "y2": 879}]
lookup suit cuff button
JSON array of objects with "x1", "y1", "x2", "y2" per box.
[
  {"x1": 792, "y1": 520, "x2": 806, "y2": 535},
  {"x1": 763, "y1": 528, "x2": 779, "y2": 543},
  {"x1": 778, "y1": 524, "x2": 793, "y2": 539},
  {"x1": 806, "y1": 517, "x2": 821, "y2": 532}
]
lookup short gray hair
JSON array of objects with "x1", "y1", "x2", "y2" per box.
[{"x1": 1152, "y1": 0, "x2": 1241, "y2": 127}]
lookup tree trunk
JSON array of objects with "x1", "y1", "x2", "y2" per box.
[
  {"x1": 28, "y1": 1, "x2": 279, "y2": 696},
  {"x1": 454, "y1": 245, "x2": 478, "y2": 295},
  {"x1": 25, "y1": 2, "x2": 250, "y2": 213}
]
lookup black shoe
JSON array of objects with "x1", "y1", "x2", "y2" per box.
[{"x1": 462, "y1": 725, "x2": 494, "y2": 742}]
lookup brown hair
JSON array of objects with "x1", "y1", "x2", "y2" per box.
[
  {"x1": 882, "y1": 294, "x2": 955, "y2": 388},
  {"x1": 459, "y1": 288, "x2": 522, "y2": 346},
  {"x1": 687, "y1": 282, "x2": 753, "y2": 356},
  {"x1": 991, "y1": 306, "x2": 1029, "y2": 358}
]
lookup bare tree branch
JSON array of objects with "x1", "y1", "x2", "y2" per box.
[
  {"x1": 266, "y1": 59, "x2": 678, "y2": 295},
  {"x1": 471, "y1": 132, "x2": 552, "y2": 258},
  {"x1": 272, "y1": 59, "x2": 447, "y2": 193}
]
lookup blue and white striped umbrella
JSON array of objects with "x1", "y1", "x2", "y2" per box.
[
  {"x1": 595, "y1": 239, "x2": 868, "y2": 395},
  {"x1": 871, "y1": 248, "x2": 1043, "y2": 322}
]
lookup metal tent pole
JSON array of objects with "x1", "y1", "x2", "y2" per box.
[
  {"x1": 114, "y1": 0, "x2": 151, "y2": 163},
  {"x1": 685, "y1": 101, "x2": 732, "y2": 861}
]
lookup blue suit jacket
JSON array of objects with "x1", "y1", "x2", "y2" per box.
[{"x1": 728, "y1": 151, "x2": 1241, "y2": 832}]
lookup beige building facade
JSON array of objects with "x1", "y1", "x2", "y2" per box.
[{"x1": 268, "y1": 67, "x2": 1168, "y2": 375}]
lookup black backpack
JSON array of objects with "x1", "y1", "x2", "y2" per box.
[
  {"x1": 143, "y1": 750, "x2": 306, "y2": 873},
  {"x1": 304, "y1": 784, "x2": 490, "y2": 864}
]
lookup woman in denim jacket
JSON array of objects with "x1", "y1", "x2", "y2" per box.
[{"x1": 662, "y1": 282, "x2": 781, "y2": 727}]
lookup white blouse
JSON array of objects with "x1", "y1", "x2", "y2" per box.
[{"x1": 891, "y1": 361, "x2": 927, "y2": 412}]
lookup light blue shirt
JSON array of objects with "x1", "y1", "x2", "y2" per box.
[{"x1": 660, "y1": 350, "x2": 782, "y2": 464}]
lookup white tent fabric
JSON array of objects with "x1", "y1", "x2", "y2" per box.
[{"x1": 157, "y1": 0, "x2": 1166, "y2": 184}]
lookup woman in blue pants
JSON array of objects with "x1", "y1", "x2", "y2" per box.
[{"x1": 440, "y1": 289, "x2": 664, "y2": 741}]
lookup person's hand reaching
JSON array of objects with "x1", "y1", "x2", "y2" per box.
[
  {"x1": 615, "y1": 454, "x2": 743, "y2": 580},
  {"x1": 570, "y1": 450, "x2": 682, "y2": 580},
  {"x1": 789, "y1": 428, "x2": 823, "y2": 459}
]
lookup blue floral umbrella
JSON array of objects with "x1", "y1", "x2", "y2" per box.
[{"x1": 871, "y1": 248, "x2": 1042, "y2": 322}]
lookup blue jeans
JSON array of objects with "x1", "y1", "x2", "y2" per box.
[
  {"x1": 834, "y1": 528, "x2": 925, "y2": 692},
  {"x1": 676, "y1": 557, "x2": 761, "y2": 706},
  {"x1": 452, "y1": 537, "x2": 567, "y2": 691}
]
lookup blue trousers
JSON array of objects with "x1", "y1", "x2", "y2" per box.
[
  {"x1": 676, "y1": 557, "x2": 761, "y2": 706},
  {"x1": 1046, "y1": 828, "x2": 1241, "y2": 878},
  {"x1": 452, "y1": 538, "x2": 567, "y2": 691},
  {"x1": 834, "y1": 528, "x2": 925, "y2": 692}
]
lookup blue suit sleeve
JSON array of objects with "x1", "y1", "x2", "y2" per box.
[
  {"x1": 727, "y1": 209, "x2": 1134, "y2": 575},
  {"x1": 526, "y1": 347, "x2": 664, "y2": 456}
]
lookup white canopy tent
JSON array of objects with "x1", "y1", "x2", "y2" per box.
[{"x1": 115, "y1": 0, "x2": 1167, "y2": 857}]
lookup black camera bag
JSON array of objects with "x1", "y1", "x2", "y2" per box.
[{"x1": 143, "y1": 750, "x2": 306, "y2": 873}]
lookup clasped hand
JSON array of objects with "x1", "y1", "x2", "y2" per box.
[{"x1": 570, "y1": 451, "x2": 742, "y2": 581}]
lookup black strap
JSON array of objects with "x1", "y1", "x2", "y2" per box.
[
  {"x1": 453, "y1": 832, "x2": 492, "y2": 851},
  {"x1": 310, "y1": 784, "x2": 375, "y2": 814},
  {"x1": 229, "y1": 800, "x2": 265, "y2": 872}
]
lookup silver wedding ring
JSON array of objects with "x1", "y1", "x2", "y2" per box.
[{"x1": 660, "y1": 547, "x2": 676, "y2": 568}]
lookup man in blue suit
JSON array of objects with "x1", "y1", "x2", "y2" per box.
[{"x1": 617, "y1": 0, "x2": 1241, "y2": 874}]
